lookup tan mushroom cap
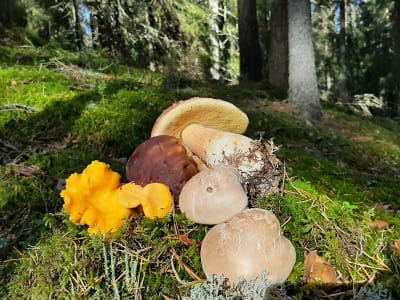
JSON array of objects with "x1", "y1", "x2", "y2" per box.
[
  {"x1": 151, "y1": 97, "x2": 249, "y2": 139},
  {"x1": 200, "y1": 208, "x2": 296, "y2": 286},
  {"x1": 179, "y1": 166, "x2": 248, "y2": 225}
]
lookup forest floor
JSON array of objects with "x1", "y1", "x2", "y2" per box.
[{"x1": 0, "y1": 44, "x2": 399, "y2": 299}]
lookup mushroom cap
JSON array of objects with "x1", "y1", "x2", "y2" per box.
[
  {"x1": 179, "y1": 166, "x2": 248, "y2": 225},
  {"x1": 61, "y1": 161, "x2": 132, "y2": 235},
  {"x1": 140, "y1": 183, "x2": 174, "y2": 219},
  {"x1": 200, "y1": 208, "x2": 296, "y2": 285},
  {"x1": 151, "y1": 97, "x2": 249, "y2": 139},
  {"x1": 126, "y1": 135, "x2": 198, "y2": 202}
]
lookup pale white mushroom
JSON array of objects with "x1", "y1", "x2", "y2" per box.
[
  {"x1": 200, "y1": 208, "x2": 296, "y2": 286},
  {"x1": 179, "y1": 166, "x2": 248, "y2": 225},
  {"x1": 151, "y1": 97, "x2": 283, "y2": 198}
]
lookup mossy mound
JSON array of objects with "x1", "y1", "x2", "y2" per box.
[{"x1": 1, "y1": 45, "x2": 399, "y2": 299}]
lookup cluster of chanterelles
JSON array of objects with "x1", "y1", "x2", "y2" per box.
[{"x1": 61, "y1": 97, "x2": 296, "y2": 286}]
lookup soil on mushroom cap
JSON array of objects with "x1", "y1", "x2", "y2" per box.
[{"x1": 225, "y1": 139, "x2": 283, "y2": 201}]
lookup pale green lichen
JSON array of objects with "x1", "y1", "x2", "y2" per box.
[{"x1": 184, "y1": 272, "x2": 293, "y2": 300}]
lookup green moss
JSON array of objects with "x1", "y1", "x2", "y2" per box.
[{"x1": 1, "y1": 44, "x2": 400, "y2": 298}]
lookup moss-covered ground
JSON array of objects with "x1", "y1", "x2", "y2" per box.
[{"x1": 0, "y1": 45, "x2": 399, "y2": 299}]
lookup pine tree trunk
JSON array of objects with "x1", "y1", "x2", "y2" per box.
[
  {"x1": 209, "y1": 0, "x2": 221, "y2": 80},
  {"x1": 389, "y1": 0, "x2": 400, "y2": 117},
  {"x1": 72, "y1": 0, "x2": 83, "y2": 50},
  {"x1": 237, "y1": 0, "x2": 262, "y2": 84},
  {"x1": 288, "y1": 0, "x2": 322, "y2": 122},
  {"x1": 335, "y1": 0, "x2": 351, "y2": 102},
  {"x1": 0, "y1": 0, "x2": 26, "y2": 31},
  {"x1": 267, "y1": 0, "x2": 288, "y2": 93},
  {"x1": 0, "y1": 0, "x2": 13, "y2": 30}
]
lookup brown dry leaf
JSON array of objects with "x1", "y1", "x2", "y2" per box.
[
  {"x1": 11, "y1": 165, "x2": 40, "y2": 177},
  {"x1": 371, "y1": 219, "x2": 389, "y2": 230},
  {"x1": 392, "y1": 240, "x2": 400, "y2": 256},
  {"x1": 305, "y1": 251, "x2": 337, "y2": 284},
  {"x1": 177, "y1": 234, "x2": 194, "y2": 246}
]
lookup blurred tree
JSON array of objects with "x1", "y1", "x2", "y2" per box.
[
  {"x1": 333, "y1": 0, "x2": 351, "y2": 102},
  {"x1": 237, "y1": 0, "x2": 262, "y2": 84},
  {"x1": 34, "y1": 0, "x2": 84, "y2": 49},
  {"x1": 388, "y1": 0, "x2": 400, "y2": 117},
  {"x1": 267, "y1": 0, "x2": 288, "y2": 94},
  {"x1": 0, "y1": 0, "x2": 27, "y2": 32},
  {"x1": 209, "y1": 0, "x2": 222, "y2": 80},
  {"x1": 288, "y1": 0, "x2": 322, "y2": 122}
]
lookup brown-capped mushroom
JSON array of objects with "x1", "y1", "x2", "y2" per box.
[
  {"x1": 151, "y1": 98, "x2": 282, "y2": 199},
  {"x1": 200, "y1": 208, "x2": 296, "y2": 286},
  {"x1": 179, "y1": 166, "x2": 248, "y2": 225},
  {"x1": 126, "y1": 135, "x2": 198, "y2": 202}
]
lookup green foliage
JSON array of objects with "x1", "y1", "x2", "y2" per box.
[{"x1": 1, "y1": 43, "x2": 400, "y2": 299}]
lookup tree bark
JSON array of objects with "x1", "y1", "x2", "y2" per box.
[
  {"x1": 72, "y1": 0, "x2": 83, "y2": 50},
  {"x1": 388, "y1": 0, "x2": 400, "y2": 117},
  {"x1": 288, "y1": 0, "x2": 322, "y2": 122},
  {"x1": 334, "y1": 0, "x2": 351, "y2": 102},
  {"x1": 0, "y1": 0, "x2": 26, "y2": 31},
  {"x1": 209, "y1": 0, "x2": 221, "y2": 81},
  {"x1": 237, "y1": 0, "x2": 262, "y2": 84},
  {"x1": 267, "y1": 0, "x2": 288, "y2": 93}
]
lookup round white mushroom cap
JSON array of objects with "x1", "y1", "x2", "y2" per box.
[
  {"x1": 179, "y1": 166, "x2": 248, "y2": 225},
  {"x1": 200, "y1": 208, "x2": 296, "y2": 286}
]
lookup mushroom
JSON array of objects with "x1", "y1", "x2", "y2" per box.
[
  {"x1": 118, "y1": 182, "x2": 174, "y2": 219},
  {"x1": 61, "y1": 160, "x2": 133, "y2": 235},
  {"x1": 126, "y1": 135, "x2": 198, "y2": 202},
  {"x1": 151, "y1": 97, "x2": 283, "y2": 199},
  {"x1": 151, "y1": 97, "x2": 249, "y2": 138},
  {"x1": 179, "y1": 166, "x2": 248, "y2": 224},
  {"x1": 61, "y1": 161, "x2": 174, "y2": 234},
  {"x1": 200, "y1": 208, "x2": 296, "y2": 286}
]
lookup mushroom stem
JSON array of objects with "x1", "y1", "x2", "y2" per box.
[
  {"x1": 182, "y1": 123, "x2": 258, "y2": 173},
  {"x1": 181, "y1": 124, "x2": 283, "y2": 199},
  {"x1": 182, "y1": 124, "x2": 258, "y2": 165}
]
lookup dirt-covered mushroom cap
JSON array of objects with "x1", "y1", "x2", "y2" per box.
[
  {"x1": 179, "y1": 166, "x2": 248, "y2": 225},
  {"x1": 200, "y1": 208, "x2": 296, "y2": 286},
  {"x1": 151, "y1": 97, "x2": 249, "y2": 139},
  {"x1": 126, "y1": 135, "x2": 198, "y2": 202},
  {"x1": 181, "y1": 124, "x2": 283, "y2": 199}
]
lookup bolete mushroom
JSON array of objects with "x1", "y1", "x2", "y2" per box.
[
  {"x1": 200, "y1": 208, "x2": 296, "y2": 286},
  {"x1": 179, "y1": 166, "x2": 248, "y2": 224},
  {"x1": 126, "y1": 135, "x2": 198, "y2": 202},
  {"x1": 150, "y1": 98, "x2": 283, "y2": 199},
  {"x1": 151, "y1": 97, "x2": 249, "y2": 138}
]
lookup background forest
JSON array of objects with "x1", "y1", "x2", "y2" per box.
[
  {"x1": 1, "y1": 0, "x2": 400, "y2": 115},
  {"x1": 1, "y1": 0, "x2": 400, "y2": 299}
]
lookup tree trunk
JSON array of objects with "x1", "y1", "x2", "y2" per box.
[
  {"x1": 90, "y1": 11, "x2": 100, "y2": 49},
  {"x1": 267, "y1": 0, "x2": 288, "y2": 93},
  {"x1": 209, "y1": 0, "x2": 221, "y2": 81},
  {"x1": 335, "y1": 0, "x2": 351, "y2": 102},
  {"x1": 288, "y1": 0, "x2": 322, "y2": 122},
  {"x1": 0, "y1": 0, "x2": 26, "y2": 31},
  {"x1": 237, "y1": 0, "x2": 262, "y2": 84},
  {"x1": 388, "y1": 0, "x2": 400, "y2": 117},
  {"x1": 72, "y1": 0, "x2": 83, "y2": 50}
]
